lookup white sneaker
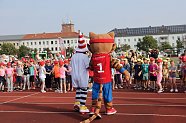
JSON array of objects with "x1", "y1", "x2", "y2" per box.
[
  {"x1": 175, "y1": 89, "x2": 178, "y2": 93},
  {"x1": 158, "y1": 89, "x2": 163, "y2": 93},
  {"x1": 41, "y1": 90, "x2": 46, "y2": 93},
  {"x1": 170, "y1": 89, "x2": 174, "y2": 92},
  {"x1": 55, "y1": 89, "x2": 60, "y2": 92},
  {"x1": 59, "y1": 90, "x2": 63, "y2": 93}
]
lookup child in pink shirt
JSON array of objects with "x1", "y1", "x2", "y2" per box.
[
  {"x1": 59, "y1": 60, "x2": 69, "y2": 93},
  {"x1": 5, "y1": 63, "x2": 14, "y2": 92},
  {"x1": 156, "y1": 59, "x2": 163, "y2": 93}
]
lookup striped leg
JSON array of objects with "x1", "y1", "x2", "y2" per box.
[
  {"x1": 74, "y1": 88, "x2": 81, "y2": 111},
  {"x1": 79, "y1": 87, "x2": 89, "y2": 113}
]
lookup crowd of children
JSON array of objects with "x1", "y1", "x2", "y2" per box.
[
  {"x1": 0, "y1": 57, "x2": 73, "y2": 93},
  {"x1": 111, "y1": 49, "x2": 186, "y2": 93},
  {"x1": 0, "y1": 49, "x2": 186, "y2": 94}
]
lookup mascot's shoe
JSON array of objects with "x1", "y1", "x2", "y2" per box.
[
  {"x1": 79, "y1": 106, "x2": 89, "y2": 113},
  {"x1": 89, "y1": 107, "x2": 102, "y2": 119},
  {"x1": 89, "y1": 107, "x2": 95, "y2": 115},
  {"x1": 73, "y1": 101, "x2": 80, "y2": 111},
  {"x1": 106, "y1": 107, "x2": 117, "y2": 115}
]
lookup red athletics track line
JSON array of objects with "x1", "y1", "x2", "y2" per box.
[
  {"x1": 3, "y1": 102, "x2": 186, "y2": 107},
  {"x1": 0, "y1": 110, "x2": 185, "y2": 118}
]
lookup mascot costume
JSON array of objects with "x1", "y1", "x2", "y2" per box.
[
  {"x1": 80, "y1": 32, "x2": 130, "y2": 123},
  {"x1": 71, "y1": 32, "x2": 90, "y2": 113}
]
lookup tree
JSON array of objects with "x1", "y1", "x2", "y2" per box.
[
  {"x1": 176, "y1": 40, "x2": 184, "y2": 55},
  {"x1": 18, "y1": 45, "x2": 31, "y2": 58},
  {"x1": 34, "y1": 48, "x2": 38, "y2": 53},
  {"x1": 0, "y1": 43, "x2": 18, "y2": 55},
  {"x1": 121, "y1": 44, "x2": 130, "y2": 51},
  {"x1": 160, "y1": 41, "x2": 172, "y2": 51},
  {"x1": 66, "y1": 47, "x2": 74, "y2": 58},
  {"x1": 176, "y1": 40, "x2": 184, "y2": 49},
  {"x1": 137, "y1": 36, "x2": 158, "y2": 52}
]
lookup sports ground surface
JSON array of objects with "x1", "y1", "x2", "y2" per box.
[{"x1": 0, "y1": 89, "x2": 186, "y2": 123}]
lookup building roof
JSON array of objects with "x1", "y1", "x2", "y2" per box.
[
  {"x1": 0, "y1": 34, "x2": 25, "y2": 41},
  {"x1": 23, "y1": 32, "x2": 80, "y2": 40},
  {"x1": 110, "y1": 24, "x2": 186, "y2": 37},
  {"x1": 0, "y1": 32, "x2": 89, "y2": 41}
]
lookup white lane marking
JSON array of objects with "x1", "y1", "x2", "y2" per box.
[
  {"x1": 0, "y1": 110, "x2": 185, "y2": 118},
  {"x1": 0, "y1": 91, "x2": 185, "y2": 95},
  {"x1": 0, "y1": 96, "x2": 185, "y2": 100},
  {"x1": 3, "y1": 102, "x2": 186, "y2": 107},
  {"x1": 0, "y1": 92, "x2": 40, "y2": 104}
]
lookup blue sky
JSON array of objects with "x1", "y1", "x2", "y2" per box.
[{"x1": 0, "y1": 0, "x2": 186, "y2": 36}]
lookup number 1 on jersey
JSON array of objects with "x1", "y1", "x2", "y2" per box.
[{"x1": 97, "y1": 63, "x2": 104, "y2": 73}]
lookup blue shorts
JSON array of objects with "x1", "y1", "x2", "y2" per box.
[
  {"x1": 143, "y1": 73, "x2": 149, "y2": 80},
  {"x1": 92, "y1": 82, "x2": 112, "y2": 103}
]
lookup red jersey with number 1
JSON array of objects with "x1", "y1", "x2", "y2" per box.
[{"x1": 91, "y1": 53, "x2": 111, "y2": 84}]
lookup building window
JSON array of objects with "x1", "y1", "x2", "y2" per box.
[
  {"x1": 138, "y1": 38, "x2": 141, "y2": 41},
  {"x1": 172, "y1": 36, "x2": 174, "y2": 40},
  {"x1": 55, "y1": 41, "x2": 57, "y2": 44},
  {"x1": 51, "y1": 47, "x2": 54, "y2": 51},
  {"x1": 39, "y1": 48, "x2": 41, "y2": 51},
  {"x1": 46, "y1": 41, "x2": 49, "y2": 45},
  {"x1": 71, "y1": 40, "x2": 73, "y2": 44},
  {"x1": 17, "y1": 43, "x2": 19, "y2": 46},
  {"x1": 75, "y1": 40, "x2": 77, "y2": 43},
  {"x1": 23, "y1": 42, "x2": 25, "y2": 45},
  {"x1": 39, "y1": 42, "x2": 41, "y2": 45},
  {"x1": 134, "y1": 38, "x2": 136, "y2": 41},
  {"x1": 172, "y1": 43, "x2": 175, "y2": 47},
  {"x1": 177, "y1": 36, "x2": 180, "y2": 41},
  {"x1": 67, "y1": 40, "x2": 70, "y2": 44},
  {"x1": 55, "y1": 47, "x2": 58, "y2": 51},
  {"x1": 35, "y1": 42, "x2": 37, "y2": 45},
  {"x1": 13, "y1": 43, "x2": 15, "y2": 46},
  {"x1": 124, "y1": 39, "x2": 126, "y2": 42},
  {"x1": 118, "y1": 39, "x2": 120, "y2": 41},
  {"x1": 51, "y1": 41, "x2": 53, "y2": 44},
  {"x1": 27, "y1": 42, "x2": 29, "y2": 46},
  {"x1": 64, "y1": 40, "x2": 66, "y2": 44},
  {"x1": 31, "y1": 42, "x2": 33, "y2": 45},
  {"x1": 128, "y1": 39, "x2": 130, "y2": 42}
]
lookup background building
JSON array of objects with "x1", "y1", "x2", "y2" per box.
[
  {"x1": 0, "y1": 22, "x2": 89, "y2": 53},
  {"x1": 110, "y1": 24, "x2": 186, "y2": 50}
]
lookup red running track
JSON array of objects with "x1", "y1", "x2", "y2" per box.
[{"x1": 0, "y1": 90, "x2": 186, "y2": 123}]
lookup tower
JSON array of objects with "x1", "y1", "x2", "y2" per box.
[{"x1": 61, "y1": 20, "x2": 75, "y2": 32}]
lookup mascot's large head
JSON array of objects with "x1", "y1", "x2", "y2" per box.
[{"x1": 89, "y1": 32, "x2": 116, "y2": 54}]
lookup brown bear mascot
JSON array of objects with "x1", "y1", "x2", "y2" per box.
[{"x1": 80, "y1": 32, "x2": 130, "y2": 123}]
